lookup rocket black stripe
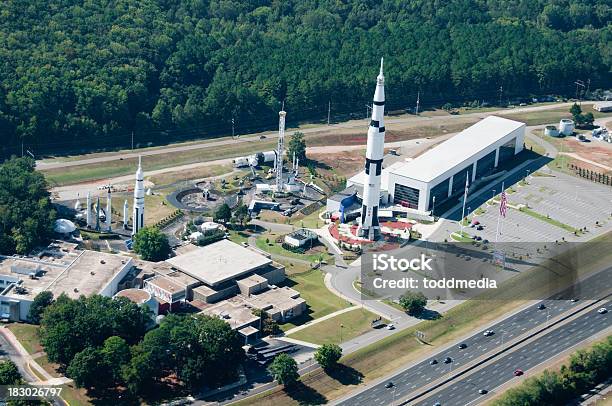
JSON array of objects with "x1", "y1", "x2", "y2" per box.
[
  {"x1": 379, "y1": 126, "x2": 385, "y2": 133},
  {"x1": 370, "y1": 120, "x2": 379, "y2": 128},
  {"x1": 373, "y1": 100, "x2": 385, "y2": 106}
]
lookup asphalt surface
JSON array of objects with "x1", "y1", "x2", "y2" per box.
[
  {"x1": 337, "y1": 267, "x2": 612, "y2": 406},
  {"x1": 416, "y1": 304, "x2": 612, "y2": 406}
]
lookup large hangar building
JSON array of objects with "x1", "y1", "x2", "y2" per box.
[{"x1": 332, "y1": 116, "x2": 525, "y2": 217}]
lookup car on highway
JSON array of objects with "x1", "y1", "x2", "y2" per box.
[
  {"x1": 514, "y1": 369, "x2": 524, "y2": 376},
  {"x1": 430, "y1": 359, "x2": 438, "y2": 365},
  {"x1": 385, "y1": 381, "x2": 394, "y2": 388},
  {"x1": 457, "y1": 343, "x2": 467, "y2": 349},
  {"x1": 259, "y1": 135, "x2": 266, "y2": 139},
  {"x1": 538, "y1": 303, "x2": 546, "y2": 310},
  {"x1": 479, "y1": 389, "x2": 488, "y2": 394},
  {"x1": 386, "y1": 323, "x2": 395, "y2": 330},
  {"x1": 571, "y1": 298, "x2": 579, "y2": 302},
  {"x1": 433, "y1": 402, "x2": 441, "y2": 406},
  {"x1": 598, "y1": 308, "x2": 608, "y2": 314},
  {"x1": 444, "y1": 357, "x2": 452, "y2": 364},
  {"x1": 483, "y1": 330, "x2": 494, "y2": 336}
]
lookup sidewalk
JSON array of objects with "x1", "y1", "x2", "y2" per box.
[
  {"x1": 0, "y1": 326, "x2": 72, "y2": 385},
  {"x1": 283, "y1": 305, "x2": 359, "y2": 335}
]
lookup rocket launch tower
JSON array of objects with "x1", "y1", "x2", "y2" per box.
[{"x1": 358, "y1": 58, "x2": 386, "y2": 240}]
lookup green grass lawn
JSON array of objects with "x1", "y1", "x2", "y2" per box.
[
  {"x1": 450, "y1": 231, "x2": 473, "y2": 242},
  {"x1": 288, "y1": 308, "x2": 383, "y2": 345},
  {"x1": 255, "y1": 233, "x2": 334, "y2": 264},
  {"x1": 34, "y1": 354, "x2": 62, "y2": 378},
  {"x1": 7, "y1": 324, "x2": 42, "y2": 354},
  {"x1": 279, "y1": 270, "x2": 351, "y2": 331},
  {"x1": 518, "y1": 207, "x2": 579, "y2": 234},
  {"x1": 227, "y1": 229, "x2": 251, "y2": 245}
]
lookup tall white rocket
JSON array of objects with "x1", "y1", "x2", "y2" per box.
[
  {"x1": 123, "y1": 200, "x2": 129, "y2": 230},
  {"x1": 106, "y1": 187, "x2": 112, "y2": 232},
  {"x1": 132, "y1": 156, "x2": 145, "y2": 236},
  {"x1": 275, "y1": 110, "x2": 286, "y2": 192},
  {"x1": 358, "y1": 58, "x2": 386, "y2": 240},
  {"x1": 86, "y1": 191, "x2": 92, "y2": 228}
]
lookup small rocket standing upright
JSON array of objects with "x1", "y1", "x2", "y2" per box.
[
  {"x1": 106, "y1": 187, "x2": 112, "y2": 232},
  {"x1": 86, "y1": 191, "x2": 92, "y2": 228},
  {"x1": 123, "y1": 200, "x2": 129, "y2": 230},
  {"x1": 132, "y1": 156, "x2": 145, "y2": 236},
  {"x1": 358, "y1": 58, "x2": 386, "y2": 240}
]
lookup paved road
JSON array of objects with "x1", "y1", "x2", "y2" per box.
[
  {"x1": 0, "y1": 329, "x2": 37, "y2": 383},
  {"x1": 38, "y1": 102, "x2": 582, "y2": 171},
  {"x1": 335, "y1": 267, "x2": 612, "y2": 406},
  {"x1": 416, "y1": 304, "x2": 612, "y2": 406}
]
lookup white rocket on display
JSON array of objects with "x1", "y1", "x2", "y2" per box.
[
  {"x1": 106, "y1": 187, "x2": 112, "y2": 232},
  {"x1": 132, "y1": 156, "x2": 145, "y2": 236},
  {"x1": 358, "y1": 58, "x2": 386, "y2": 240},
  {"x1": 123, "y1": 200, "x2": 129, "y2": 230},
  {"x1": 275, "y1": 110, "x2": 286, "y2": 192},
  {"x1": 86, "y1": 191, "x2": 92, "y2": 227}
]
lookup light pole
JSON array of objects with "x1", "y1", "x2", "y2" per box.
[
  {"x1": 340, "y1": 323, "x2": 344, "y2": 342},
  {"x1": 432, "y1": 196, "x2": 436, "y2": 217}
]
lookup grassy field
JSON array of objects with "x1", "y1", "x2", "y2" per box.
[
  {"x1": 288, "y1": 308, "x2": 382, "y2": 345},
  {"x1": 279, "y1": 270, "x2": 351, "y2": 331},
  {"x1": 518, "y1": 207, "x2": 579, "y2": 234},
  {"x1": 147, "y1": 164, "x2": 232, "y2": 186},
  {"x1": 255, "y1": 232, "x2": 334, "y2": 264},
  {"x1": 6, "y1": 324, "x2": 42, "y2": 354},
  {"x1": 43, "y1": 139, "x2": 278, "y2": 186},
  {"x1": 34, "y1": 354, "x2": 62, "y2": 378},
  {"x1": 450, "y1": 231, "x2": 473, "y2": 242}
]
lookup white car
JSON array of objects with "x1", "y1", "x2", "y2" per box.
[
  {"x1": 483, "y1": 330, "x2": 494, "y2": 336},
  {"x1": 386, "y1": 323, "x2": 395, "y2": 330},
  {"x1": 598, "y1": 308, "x2": 608, "y2": 314}
]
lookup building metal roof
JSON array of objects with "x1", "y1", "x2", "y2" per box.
[
  {"x1": 166, "y1": 239, "x2": 272, "y2": 286},
  {"x1": 387, "y1": 116, "x2": 524, "y2": 183},
  {"x1": 349, "y1": 116, "x2": 524, "y2": 187}
]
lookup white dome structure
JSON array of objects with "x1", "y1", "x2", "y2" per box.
[{"x1": 54, "y1": 219, "x2": 77, "y2": 234}]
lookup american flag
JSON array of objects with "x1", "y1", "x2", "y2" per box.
[{"x1": 500, "y1": 191, "x2": 508, "y2": 217}]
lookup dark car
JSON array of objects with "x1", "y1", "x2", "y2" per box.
[
  {"x1": 458, "y1": 343, "x2": 467, "y2": 349},
  {"x1": 259, "y1": 135, "x2": 266, "y2": 139},
  {"x1": 514, "y1": 369, "x2": 524, "y2": 376},
  {"x1": 538, "y1": 303, "x2": 546, "y2": 310},
  {"x1": 430, "y1": 359, "x2": 438, "y2": 365},
  {"x1": 385, "y1": 382, "x2": 394, "y2": 389},
  {"x1": 479, "y1": 389, "x2": 488, "y2": 395},
  {"x1": 444, "y1": 357, "x2": 452, "y2": 364},
  {"x1": 477, "y1": 225, "x2": 484, "y2": 231}
]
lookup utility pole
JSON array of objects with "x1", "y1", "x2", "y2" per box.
[
  {"x1": 231, "y1": 117, "x2": 235, "y2": 138},
  {"x1": 415, "y1": 91, "x2": 420, "y2": 115},
  {"x1": 21, "y1": 139, "x2": 24, "y2": 157},
  {"x1": 498, "y1": 85, "x2": 503, "y2": 106},
  {"x1": 586, "y1": 78, "x2": 591, "y2": 98},
  {"x1": 131, "y1": 131, "x2": 134, "y2": 150},
  {"x1": 574, "y1": 80, "x2": 585, "y2": 105},
  {"x1": 327, "y1": 100, "x2": 331, "y2": 125}
]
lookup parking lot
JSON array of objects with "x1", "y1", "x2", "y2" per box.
[{"x1": 469, "y1": 171, "x2": 612, "y2": 243}]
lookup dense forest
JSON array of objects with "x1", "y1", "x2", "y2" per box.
[{"x1": 0, "y1": 0, "x2": 610, "y2": 157}]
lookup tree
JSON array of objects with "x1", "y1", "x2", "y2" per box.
[
  {"x1": 0, "y1": 157, "x2": 55, "y2": 255},
  {"x1": 287, "y1": 131, "x2": 306, "y2": 163},
  {"x1": 27, "y1": 291, "x2": 53, "y2": 324},
  {"x1": 101, "y1": 336, "x2": 131, "y2": 385},
  {"x1": 67, "y1": 347, "x2": 107, "y2": 389},
  {"x1": 569, "y1": 103, "x2": 582, "y2": 121},
  {"x1": 40, "y1": 294, "x2": 150, "y2": 367},
  {"x1": 0, "y1": 360, "x2": 22, "y2": 385},
  {"x1": 234, "y1": 201, "x2": 250, "y2": 227},
  {"x1": 268, "y1": 353, "x2": 299, "y2": 387},
  {"x1": 399, "y1": 291, "x2": 428, "y2": 316},
  {"x1": 314, "y1": 343, "x2": 342, "y2": 370},
  {"x1": 132, "y1": 226, "x2": 171, "y2": 261},
  {"x1": 214, "y1": 203, "x2": 232, "y2": 224},
  {"x1": 252, "y1": 309, "x2": 280, "y2": 337},
  {"x1": 582, "y1": 112, "x2": 594, "y2": 126}
]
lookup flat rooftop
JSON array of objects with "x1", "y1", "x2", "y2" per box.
[
  {"x1": 0, "y1": 249, "x2": 131, "y2": 300},
  {"x1": 145, "y1": 276, "x2": 185, "y2": 294},
  {"x1": 166, "y1": 239, "x2": 272, "y2": 286},
  {"x1": 201, "y1": 299, "x2": 259, "y2": 330},
  {"x1": 387, "y1": 116, "x2": 524, "y2": 182}
]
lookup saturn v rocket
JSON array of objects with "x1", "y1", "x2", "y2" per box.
[
  {"x1": 132, "y1": 156, "x2": 145, "y2": 236},
  {"x1": 358, "y1": 58, "x2": 386, "y2": 240}
]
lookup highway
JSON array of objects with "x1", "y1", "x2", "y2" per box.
[
  {"x1": 416, "y1": 304, "x2": 611, "y2": 406},
  {"x1": 335, "y1": 267, "x2": 612, "y2": 406}
]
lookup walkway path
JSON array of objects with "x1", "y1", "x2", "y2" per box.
[
  {"x1": 558, "y1": 152, "x2": 612, "y2": 171},
  {"x1": 282, "y1": 305, "x2": 360, "y2": 335}
]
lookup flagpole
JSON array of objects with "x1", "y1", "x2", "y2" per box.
[
  {"x1": 460, "y1": 173, "x2": 469, "y2": 238},
  {"x1": 495, "y1": 182, "x2": 504, "y2": 245}
]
